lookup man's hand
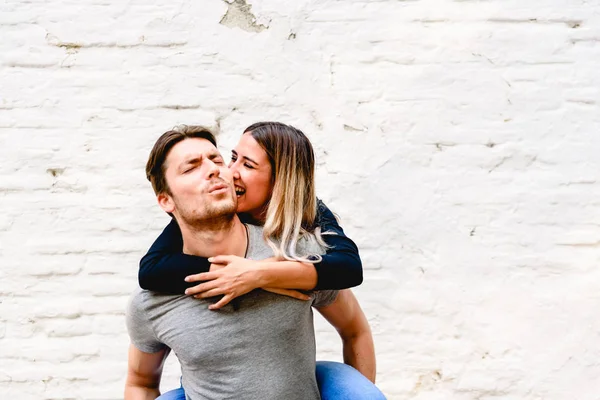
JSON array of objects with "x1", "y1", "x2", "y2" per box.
[{"x1": 184, "y1": 255, "x2": 310, "y2": 310}]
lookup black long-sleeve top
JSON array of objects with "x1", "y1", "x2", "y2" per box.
[{"x1": 139, "y1": 200, "x2": 363, "y2": 294}]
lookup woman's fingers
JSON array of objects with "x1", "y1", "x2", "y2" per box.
[
  {"x1": 193, "y1": 288, "x2": 224, "y2": 299},
  {"x1": 263, "y1": 287, "x2": 310, "y2": 301},
  {"x1": 185, "y1": 281, "x2": 219, "y2": 296},
  {"x1": 209, "y1": 262, "x2": 227, "y2": 272},
  {"x1": 208, "y1": 255, "x2": 236, "y2": 265},
  {"x1": 185, "y1": 272, "x2": 215, "y2": 283},
  {"x1": 208, "y1": 294, "x2": 234, "y2": 310}
]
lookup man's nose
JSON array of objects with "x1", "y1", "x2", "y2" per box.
[{"x1": 207, "y1": 160, "x2": 220, "y2": 179}]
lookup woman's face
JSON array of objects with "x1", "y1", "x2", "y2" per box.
[{"x1": 229, "y1": 132, "x2": 273, "y2": 221}]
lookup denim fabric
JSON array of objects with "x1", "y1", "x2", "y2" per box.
[
  {"x1": 156, "y1": 386, "x2": 185, "y2": 400},
  {"x1": 316, "y1": 361, "x2": 387, "y2": 400},
  {"x1": 156, "y1": 361, "x2": 386, "y2": 400}
]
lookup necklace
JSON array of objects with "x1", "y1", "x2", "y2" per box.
[{"x1": 243, "y1": 224, "x2": 250, "y2": 258}]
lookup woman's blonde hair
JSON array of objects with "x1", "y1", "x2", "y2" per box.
[{"x1": 244, "y1": 122, "x2": 327, "y2": 263}]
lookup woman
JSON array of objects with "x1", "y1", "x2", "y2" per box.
[{"x1": 141, "y1": 122, "x2": 385, "y2": 399}]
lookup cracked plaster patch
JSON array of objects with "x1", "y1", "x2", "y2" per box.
[{"x1": 220, "y1": 0, "x2": 268, "y2": 32}]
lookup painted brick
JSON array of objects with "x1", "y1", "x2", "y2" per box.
[{"x1": 2, "y1": 0, "x2": 600, "y2": 399}]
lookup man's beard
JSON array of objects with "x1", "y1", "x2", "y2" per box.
[{"x1": 174, "y1": 195, "x2": 237, "y2": 230}]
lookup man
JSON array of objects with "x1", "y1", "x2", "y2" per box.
[{"x1": 125, "y1": 126, "x2": 376, "y2": 399}]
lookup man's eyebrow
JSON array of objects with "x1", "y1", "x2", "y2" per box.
[
  {"x1": 231, "y1": 150, "x2": 258, "y2": 165},
  {"x1": 178, "y1": 156, "x2": 203, "y2": 169},
  {"x1": 178, "y1": 153, "x2": 222, "y2": 170}
]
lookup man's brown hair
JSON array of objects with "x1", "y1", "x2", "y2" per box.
[{"x1": 146, "y1": 125, "x2": 217, "y2": 195}]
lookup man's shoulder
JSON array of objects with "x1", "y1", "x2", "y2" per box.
[
  {"x1": 125, "y1": 287, "x2": 171, "y2": 354},
  {"x1": 246, "y1": 224, "x2": 264, "y2": 239},
  {"x1": 127, "y1": 286, "x2": 151, "y2": 314},
  {"x1": 126, "y1": 288, "x2": 193, "y2": 335},
  {"x1": 245, "y1": 224, "x2": 326, "y2": 259},
  {"x1": 246, "y1": 224, "x2": 272, "y2": 260},
  {"x1": 127, "y1": 287, "x2": 184, "y2": 314},
  {"x1": 296, "y1": 233, "x2": 326, "y2": 257}
]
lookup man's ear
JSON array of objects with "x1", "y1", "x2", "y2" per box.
[{"x1": 157, "y1": 192, "x2": 175, "y2": 214}]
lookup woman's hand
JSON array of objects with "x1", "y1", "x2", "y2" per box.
[
  {"x1": 184, "y1": 255, "x2": 261, "y2": 310},
  {"x1": 184, "y1": 255, "x2": 310, "y2": 310}
]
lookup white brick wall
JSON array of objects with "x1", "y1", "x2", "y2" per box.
[{"x1": 2, "y1": 0, "x2": 600, "y2": 398}]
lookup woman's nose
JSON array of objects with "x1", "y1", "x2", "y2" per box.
[{"x1": 230, "y1": 164, "x2": 241, "y2": 179}]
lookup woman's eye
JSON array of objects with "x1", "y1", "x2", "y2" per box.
[{"x1": 244, "y1": 163, "x2": 254, "y2": 169}]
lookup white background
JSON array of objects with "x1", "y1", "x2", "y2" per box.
[{"x1": 2, "y1": 0, "x2": 600, "y2": 399}]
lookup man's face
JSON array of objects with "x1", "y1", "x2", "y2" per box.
[{"x1": 158, "y1": 138, "x2": 237, "y2": 224}]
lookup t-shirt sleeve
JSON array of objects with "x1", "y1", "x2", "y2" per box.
[
  {"x1": 125, "y1": 292, "x2": 167, "y2": 354},
  {"x1": 312, "y1": 290, "x2": 339, "y2": 308}
]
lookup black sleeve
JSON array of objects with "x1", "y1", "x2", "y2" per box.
[
  {"x1": 312, "y1": 199, "x2": 364, "y2": 290},
  {"x1": 138, "y1": 218, "x2": 211, "y2": 294}
]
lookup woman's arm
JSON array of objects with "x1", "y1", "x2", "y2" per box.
[
  {"x1": 184, "y1": 199, "x2": 364, "y2": 303},
  {"x1": 253, "y1": 200, "x2": 364, "y2": 290},
  {"x1": 141, "y1": 200, "x2": 363, "y2": 297},
  {"x1": 138, "y1": 218, "x2": 211, "y2": 294},
  {"x1": 313, "y1": 199, "x2": 363, "y2": 290},
  {"x1": 139, "y1": 219, "x2": 317, "y2": 298}
]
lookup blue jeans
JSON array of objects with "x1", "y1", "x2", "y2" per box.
[
  {"x1": 155, "y1": 386, "x2": 185, "y2": 400},
  {"x1": 156, "y1": 361, "x2": 386, "y2": 399},
  {"x1": 316, "y1": 361, "x2": 386, "y2": 400}
]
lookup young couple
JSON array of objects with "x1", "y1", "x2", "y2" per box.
[{"x1": 125, "y1": 122, "x2": 386, "y2": 399}]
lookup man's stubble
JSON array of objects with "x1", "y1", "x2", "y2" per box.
[{"x1": 173, "y1": 190, "x2": 238, "y2": 232}]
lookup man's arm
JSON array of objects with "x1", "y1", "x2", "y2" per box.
[
  {"x1": 124, "y1": 344, "x2": 170, "y2": 400},
  {"x1": 315, "y1": 290, "x2": 376, "y2": 382}
]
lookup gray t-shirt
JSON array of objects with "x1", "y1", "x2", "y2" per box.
[{"x1": 126, "y1": 225, "x2": 338, "y2": 400}]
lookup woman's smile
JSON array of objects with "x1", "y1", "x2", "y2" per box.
[{"x1": 228, "y1": 132, "x2": 273, "y2": 219}]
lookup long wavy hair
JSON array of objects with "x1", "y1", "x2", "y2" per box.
[{"x1": 244, "y1": 122, "x2": 326, "y2": 263}]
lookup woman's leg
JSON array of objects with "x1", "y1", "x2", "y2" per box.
[
  {"x1": 155, "y1": 387, "x2": 186, "y2": 400},
  {"x1": 316, "y1": 361, "x2": 386, "y2": 400}
]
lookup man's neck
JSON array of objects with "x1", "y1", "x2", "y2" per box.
[{"x1": 179, "y1": 215, "x2": 248, "y2": 258}]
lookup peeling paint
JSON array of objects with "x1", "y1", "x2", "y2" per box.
[{"x1": 219, "y1": 0, "x2": 268, "y2": 33}]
